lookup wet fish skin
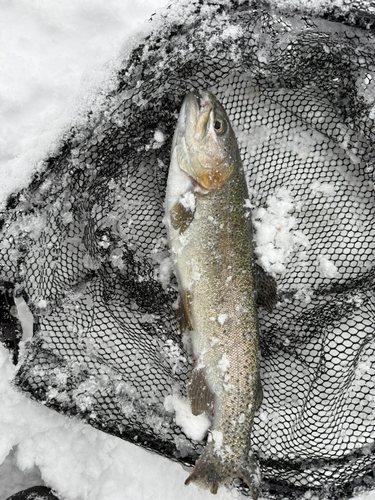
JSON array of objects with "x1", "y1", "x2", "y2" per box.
[{"x1": 165, "y1": 91, "x2": 262, "y2": 498}]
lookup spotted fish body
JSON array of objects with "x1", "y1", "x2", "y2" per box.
[{"x1": 165, "y1": 92, "x2": 263, "y2": 498}]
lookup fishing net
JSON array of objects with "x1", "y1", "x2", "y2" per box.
[{"x1": 1, "y1": 0, "x2": 374, "y2": 498}]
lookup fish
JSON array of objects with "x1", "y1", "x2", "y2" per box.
[{"x1": 165, "y1": 91, "x2": 276, "y2": 498}]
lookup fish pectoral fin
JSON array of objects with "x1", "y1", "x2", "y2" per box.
[
  {"x1": 187, "y1": 366, "x2": 214, "y2": 417},
  {"x1": 170, "y1": 198, "x2": 195, "y2": 234},
  {"x1": 254, "y1": 263, "x2": 278, "y2": 313}
]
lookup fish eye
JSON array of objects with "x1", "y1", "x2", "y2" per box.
[{"x1": 214, "y1": 118, "x2": 225, "y2": 134}]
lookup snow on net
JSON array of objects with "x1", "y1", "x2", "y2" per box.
[{"x1": 0, "y1": 0, "x2": 374, "y2": 498}]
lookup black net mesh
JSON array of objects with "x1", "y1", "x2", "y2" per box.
[{"x1": 1, "y1": 0, "x2": 375, "y2": 498}]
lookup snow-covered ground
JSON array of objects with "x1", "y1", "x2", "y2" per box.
[
  {"x1": 0, "y1": 1, "x2": 374, "y2": 499},
  {"x1": 0, "y1": 0, "x2": 171, "y2": 206}
]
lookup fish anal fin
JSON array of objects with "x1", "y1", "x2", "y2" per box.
[
  {"x1": 254, "y1": 263, "x2": 277, "y2": 312},
  {"x1": 170, "y1": 199, "x2": 195, "y2": 234},
  {"x1": 187, "y1": 366, "x2": 214, "y2": 417}
]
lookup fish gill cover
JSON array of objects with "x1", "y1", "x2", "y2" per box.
[{"x1": 0, "y1": 0, "x2": 374, "y2": 498}]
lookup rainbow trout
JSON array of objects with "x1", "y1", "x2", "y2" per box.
[{"x1": 165, "y1": 91, "x2": 272, "y2": 498}]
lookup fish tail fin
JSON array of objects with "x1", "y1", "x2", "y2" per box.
[
  {"x1": 185, "y1": 446, "x2": 261, "y2": 499},
  {"x1": 185, "y1": 454, "x2": 223, "y2": 495}
]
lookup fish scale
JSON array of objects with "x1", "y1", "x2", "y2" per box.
[{"x1": 165, "y1": 91, "x2": 269, "y2": 498}]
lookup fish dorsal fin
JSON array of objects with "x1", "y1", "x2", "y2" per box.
[
  {"x1": 254, "y1": 263, "x2": 278, "y2": 313},
  {"x1": 169, "y1": 192, "x2": 196, "y2": 234},
  {"x1": 187, "y1": 366, "x2": 214, "y2": 418}
]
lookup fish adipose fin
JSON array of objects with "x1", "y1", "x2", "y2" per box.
[
  {"x1": 254, "y1": 263, "x2": 277, "y2": 312},
  {"x1": 187, "y1": 366, "x2": 214, "y2": 417},
  {"x1": 185, "y1": 444, "x2": 261, "y2": 499}
]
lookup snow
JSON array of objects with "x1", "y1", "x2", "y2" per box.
[
  {"x1": 162, "y1": 339, "x2": 186, "y2": 375},
  {"x1": 0, "y1": 0, "x2": 170, "y2": 208},
  {"x1": 217, "y1": 313, "x2": 228, "y2": 326},
  {"x1": 164, "y1": 394, "x2": 211, "y2": 442},
  {"x1": 310, "y1": 180, "x2": 337, "y2": 196},
  {"x1": 155, "y1": 256, "x2": 174, "y2": 289},
  {"x1": 217, "y1": 354, "x2": 230, "y2": 373},
  {"x1": 180, "y1": 191, "x2": 196, "y2": 212},
  {"x1": 154, "y1": 130, "x2": 165, "y2": 143},
  {"x1": 0, "y1": 1, "x2": 375, "y2": 499},
  {"x1": 252, "y1": 187, "x2": 310, "y2": 277},
  {"x1": 318, "y1": 255, "x2": 339, "y2": 279},
  {"x1": 208, "y1": 430, "x2": 224, "y2": 453},
  {"x1": 270, "y1": 0, "x2": 356, "y2": 17},
  {"x1": 0, "y1": 337, "x2": 239, "y2": 500},
  {"x1": 0, "y1": 340, "x2": 233, "y2": 500}
]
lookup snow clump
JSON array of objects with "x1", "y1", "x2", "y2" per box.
[
  {"x1": 318, "y1": 255, "x2": 339, "y2": 278},
  {"x1": 164, "y1": 394, "x2": 210, "y2": 442},
  {"x1": 253, "y1": 187, "x2": 310, "y2": 277}
]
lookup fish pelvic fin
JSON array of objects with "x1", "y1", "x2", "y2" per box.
[{"x1": 185, "y1": 446, "x2": 261, "y2": 499}]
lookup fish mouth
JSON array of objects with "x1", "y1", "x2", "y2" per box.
[
  {"x1": 172, "y1": 90, "x2": 213, "y2": 157},
  {"x1": 185, "y1": 91, "x2": 213, "y2": 140}
]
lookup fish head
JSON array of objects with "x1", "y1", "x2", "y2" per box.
[{"x1": 173, "y1": 91, "x2": 240, "y2": 191}]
